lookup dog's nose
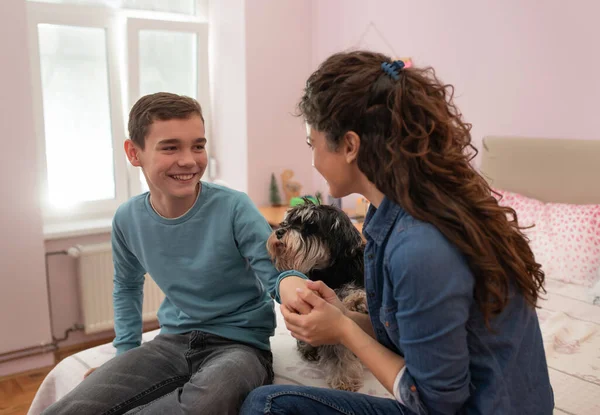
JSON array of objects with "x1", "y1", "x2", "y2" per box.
[{"x1": 275, "y1": 229, "x2": 286, "y2": 239}]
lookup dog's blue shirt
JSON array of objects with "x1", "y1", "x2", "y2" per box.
[
  {"x1": 363, "y1": 196, "x2": 554, "y2": 415},
  {"x1": 111, "y1": 182, "x2": 278, "y2": 355}
]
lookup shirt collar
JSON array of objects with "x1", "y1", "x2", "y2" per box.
[{"x1": 363, "y1": 196, "x2": 405, "y2": 245}]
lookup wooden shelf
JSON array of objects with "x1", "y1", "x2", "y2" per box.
[{"x1": 258, "y1": 205, "x2": 363, "y2": 233}]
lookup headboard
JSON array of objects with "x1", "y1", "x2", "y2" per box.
[{"x1": 480, "y1": 136, "x2": 600, "y2": 205}]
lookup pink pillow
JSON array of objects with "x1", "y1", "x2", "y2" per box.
[
  {"x1": 492, "y1": 189, "x2": 545, "y2": 229},
  {"x1": 543, "y1": 203, "x2": 600, "y2": 286},
  {"x1": 493, "y1": 189, "x2": 550, "y2": 271},
  {"x1": 493, "y1": 189, "x2": 600, "y2": 287}
]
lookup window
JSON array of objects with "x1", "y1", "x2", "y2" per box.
[
  {"x1": 27, "y1": 0, "x2": 210, "y2": 223},
  {"x1": 28, "y1": 0, "x2": 199, "y2": 16}
]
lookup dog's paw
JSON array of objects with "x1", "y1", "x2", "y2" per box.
[
  {"x1": 301, "y1": 350, "x2": 320, "y2": 362},
  {"x1": 297, "y1": 341, "x2": 320, "y2": 362},
  {"x1": 328, "y1": 377, "x2": 363, "y2": 392}
]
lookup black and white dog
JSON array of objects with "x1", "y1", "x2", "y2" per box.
[{"x1": 267, "y1": 200, "x2": 368, "y2": 391}]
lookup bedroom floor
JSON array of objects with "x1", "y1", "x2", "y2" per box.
[
  {"x1": 0, "y1": 338, "x2": 112, "y2": 415},
  {"x1": 0, "y1": 367, "x2": 52, "y2": 415}
]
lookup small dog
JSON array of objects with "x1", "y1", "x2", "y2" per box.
[{"x1": 267, "y1": 200, "x2": 368, "y2": 391}]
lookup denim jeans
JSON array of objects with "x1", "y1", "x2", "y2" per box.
[
  {"x1": 41, "y1": 331, "x2": 274, "y2": 415},
  {"x1": 240, "y1": 385, "x2": 409, "y2": 415}
]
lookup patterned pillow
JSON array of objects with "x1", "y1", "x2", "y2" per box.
[
  {"x1": 543, "y1": 202, "x2": 600, "y2": 286},
  {"x1": 492, "y1": 189, "x2": 545, "y2": 229},
  {"x1": 492, "y1": 189, "x2": 550, "y2": 266},
  {"x1": 493, "y1": 189, "x2": 600, "y2": 287}
]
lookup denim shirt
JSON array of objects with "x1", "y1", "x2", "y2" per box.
[{"x1": 363, "y1": 197, "x2": 554, "y2": 415}]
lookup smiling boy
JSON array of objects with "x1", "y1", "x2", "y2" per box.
[{"x1": 42, "y1": 93, "x2": 280, "y2": 415}]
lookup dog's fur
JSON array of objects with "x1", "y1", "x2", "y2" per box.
[{"x1": 267, "y1": 200, "x2": 368, "y2": 391}]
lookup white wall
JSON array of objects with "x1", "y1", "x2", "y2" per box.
[
  {"x1": 0, "y1": 0, "x2": 53, "y2": 376},
  {"x1": 208, "y1": 0, "x2": 249, "y2": 192}
]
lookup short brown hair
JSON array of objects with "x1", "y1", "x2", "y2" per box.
[{"x1": 128, "y1": 92, "x2": 204, "y2": 148}]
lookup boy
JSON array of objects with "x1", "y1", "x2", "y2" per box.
[{"x1": 43, "y1": 92, "x2": 282, "y2": 414}]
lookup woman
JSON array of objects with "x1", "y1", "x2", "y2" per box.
[{"x1": 243, "y1": 51, "x2": 553, "y2": 414}]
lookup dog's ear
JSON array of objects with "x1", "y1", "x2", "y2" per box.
[{"x1": 301, "y1": 221, "x2": 319, "y2": 237}]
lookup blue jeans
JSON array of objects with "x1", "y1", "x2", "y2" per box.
[
  {"x1": 240, "y1": 385, "x2": 409, "y2": 414},
  {"x1": 41, "y1": 331, "x2": 273, "y2": 415}
]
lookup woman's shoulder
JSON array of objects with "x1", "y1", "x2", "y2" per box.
[
  {"x1": 391, "y1": 214, "x2": 451, "y2": 249},
  {"x1": 387, "y1": 215, "x2": 471, "y2": 276}
]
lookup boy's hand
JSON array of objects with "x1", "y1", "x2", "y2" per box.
[
  {"x1": 279, "y1": 276, "x2": 314, "y2": 314},
  {"x1": 83, "y1": 367, "x2": 97, "y2": 379}
]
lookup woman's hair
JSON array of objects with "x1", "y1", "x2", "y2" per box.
[{"x1": 299, "y1": 50, "x2": 545, "y2": 325}]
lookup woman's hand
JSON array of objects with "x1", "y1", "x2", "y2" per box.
[
  {"x1": 304, "y1": 280, "x2": 347, "y2": 316},
  {"x1": 281, "y1": 288, "x2": 351, "y2": 346}
]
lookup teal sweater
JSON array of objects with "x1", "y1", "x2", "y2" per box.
[{"x1": 111, "y1": 182, "x2": 278, "y2": 354}]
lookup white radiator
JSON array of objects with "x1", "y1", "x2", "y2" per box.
[{"x1": 68, "y1": 243, "x2": 165, "y2": 334}]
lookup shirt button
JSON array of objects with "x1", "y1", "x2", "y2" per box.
[
  {"x1": 385, "y1": 321, "x2": 390, "y2": 327},
  {"x1": 368, "y1": 291, "x2": 375, "y2": 298},
  {"x1": 410, "y1": 385, "x2": 417, "y2": 392},
  {"x1": 367, "y1": 254, "x2": 374, "y2": 259}
]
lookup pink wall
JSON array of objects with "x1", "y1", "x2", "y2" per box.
[
  {"x1": 245, "y1": 0, "x2": 315, "y2": 206},
  {"x1": 0, "y1": 0, "x2": 53, "y2": 376},
  {"x1": 209, "y1": 0, "x2": 315, "y2": 205},
  {"x1": 311, "y1": 0, "x2": 600, "y2": 204},
  {"x1": 208, "y1": 0, "x2": 249, "y2": 193}
]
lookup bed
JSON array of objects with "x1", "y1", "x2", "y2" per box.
[
  {"x1": 481, "y1": 136, "x2": 600, "y2": 415},
  {"x1": 29, "y1": 136, "x2": 600, "y2": 414}
]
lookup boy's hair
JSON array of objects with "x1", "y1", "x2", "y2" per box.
[
  {"x1": 128, "y1": 92, "x2": 204, "y2": 149},
  {"x1": 299, "y1": 50, "x2": 545, "y2": 327}
]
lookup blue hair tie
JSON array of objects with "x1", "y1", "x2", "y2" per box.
[{"x1": 381, "y1": 60, "x2": 405, "y2": 81}]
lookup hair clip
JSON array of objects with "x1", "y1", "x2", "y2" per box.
[{"x1": 380, "y1": 60, "x2": 405, "y2": 81}]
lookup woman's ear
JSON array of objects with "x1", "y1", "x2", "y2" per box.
[
  {"x1": 124, "y1": 139, "x2": 142, "y2": 167},
  {"x1": 342, "y1": 131, "x2": 360, "y2": 163}
]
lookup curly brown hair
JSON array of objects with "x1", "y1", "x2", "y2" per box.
[
  {"x1": 128, "y1": 92, "x2": 204, "y2": 149},
  {"x1": 299, "y1": 50, "x2": 545, "y2": 325}
]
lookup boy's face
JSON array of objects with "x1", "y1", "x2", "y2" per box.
[{"x1": 126, "y1": 115, "x2": 207, "y2": 203}]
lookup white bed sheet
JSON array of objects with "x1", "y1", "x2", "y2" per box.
[
  {"x1": 28, "y1": 280, "x2": 600, "y2": 414},
  {"x1": 27, "y1": 307, "x2": 392, "y2": 415}
]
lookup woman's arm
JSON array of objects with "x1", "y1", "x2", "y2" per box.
[
  {"x1": 346, "y1": 310, "x2": 376, "y2": 338},
  {"x1": 387, "y1": 225, "x2": 474, "y2": 414},
  {"x1": 283, "y1": 290, "x2": 404, "y2": 394},
  {"x1": 340, "y1": 313, "x2": 404, "y2": 392}
]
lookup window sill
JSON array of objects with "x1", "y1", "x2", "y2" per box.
[{"x1": 44, "y1": 218, "x2": 113, "y2": 240}]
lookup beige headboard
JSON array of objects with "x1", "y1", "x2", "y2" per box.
[{"x1": 480, "y1": 136, "x2": 600, "y2": 204}]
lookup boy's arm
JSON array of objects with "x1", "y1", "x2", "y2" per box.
[
  {"x1": 111, "y1": 219, "x2": 146, "y2": 355},
  {"x1": 231, "y1": 194, "x2": 323, "y2": 314},
  {"x1": 232, "y1": 193, "x2": 280, "y2": 296}
]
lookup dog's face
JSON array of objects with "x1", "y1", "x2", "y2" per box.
[{"x1": 267, "y1": 201, "x2": 364, "y2": 279}]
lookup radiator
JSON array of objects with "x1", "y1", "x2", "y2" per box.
[{"x1": 68, "y1": 243, "x2": 165, "y2": 334}]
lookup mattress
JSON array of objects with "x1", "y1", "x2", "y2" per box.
[{"x1": 28, "y1": 280, "x2": 600, "y2": 414}]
